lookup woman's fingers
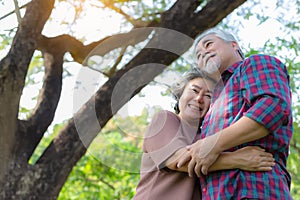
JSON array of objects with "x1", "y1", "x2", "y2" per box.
[{"x1": 260, "y1": 152, "x2": 273, "y2": 158}]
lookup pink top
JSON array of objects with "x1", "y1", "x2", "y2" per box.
[{"x1": 133, "y1": 110, "x2": 201, "y2": 200}]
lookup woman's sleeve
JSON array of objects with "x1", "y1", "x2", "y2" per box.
[{"x1": 143, "y1": 110, "x2": 197, "y2": 169}]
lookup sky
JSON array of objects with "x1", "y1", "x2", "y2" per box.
[{"x1": 0, "y1": 0, "x2": 298, "y2": 128}]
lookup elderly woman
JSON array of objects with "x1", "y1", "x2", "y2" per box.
[{"x1": 133, "y1": 68, "x2": 275, "y2": 200}]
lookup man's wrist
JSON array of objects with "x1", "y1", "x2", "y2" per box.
[{"x1": 210, "y1": 131, "x2": 224, "y2": 154}]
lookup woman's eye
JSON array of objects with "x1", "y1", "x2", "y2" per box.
[
  {"x1": 205, "y1": 94, "x2": 211, "y2": 99},
  {"x1": 192, "y1": 89, "x2": 199, "y2": 93}
]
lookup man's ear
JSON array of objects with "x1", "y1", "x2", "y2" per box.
[{"x1": 231, "y1": 41, "x2": 239, "y2": 51}]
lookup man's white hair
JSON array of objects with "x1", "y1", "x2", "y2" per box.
[{"x1": 194, "y1": 28, "x2": 245, "y2": 60}]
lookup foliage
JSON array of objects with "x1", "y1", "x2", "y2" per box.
[
  {"x1": 289, "y1": 121, "x2": 300, "y2": 198},
  {"x1": 58, "y1": 139, "x2": 140, "y2": 200},
  {"x1": 58, "y1": 110, "x2": 152, "y2": 199}
]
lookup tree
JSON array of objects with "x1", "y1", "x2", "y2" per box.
[{"x1": 0, "y1": 0, "x2": 248, "y2": 198}]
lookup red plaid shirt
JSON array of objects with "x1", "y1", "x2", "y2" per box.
[{"x1": 200, "y1": 54, "x2": 293, "y2": 199}]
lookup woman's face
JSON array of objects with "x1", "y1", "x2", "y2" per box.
[{"x1": 178, "y1": 77, "x2": 214, "y2": 127}]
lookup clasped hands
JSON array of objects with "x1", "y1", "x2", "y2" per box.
[{"x1": 177, "y1": 134, "x2": 221, "y2": 177}]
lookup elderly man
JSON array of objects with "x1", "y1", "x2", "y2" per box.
[{"x1": 178, "y1": 28, "x2": 293, "y2": 200}]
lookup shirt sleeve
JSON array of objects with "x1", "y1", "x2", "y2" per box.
[
  {"x1": 240, "y1": 54, "x2": 292, "y2": 132},
  {"x1": 143, "y1": 110, "x2": 198, "y2": 169}
]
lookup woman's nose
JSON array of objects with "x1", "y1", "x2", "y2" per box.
[{"x1": 196, "y1": 93, "x2": 204, "y2": 103}]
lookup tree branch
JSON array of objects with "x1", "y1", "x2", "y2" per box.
[
  {"x1": 38, "y1": 29, "x2": 153, "y2": 65},
  {"x1": 105, "y1": 46, "x2": 127, "y2": 77},
  {"x1": 158, "y1": 0, "x2": 201, "y2": 31},
  {"x1": 167, "y1": 0, "x2": 202, "y2": 14},
  {"x1": 0, "y1": 2, "x2": 29, "y2": 21},
  {"x1": 194, "y1": 0, "x2": 247, "y2": 34},
  {"x1": 100, "y1": 0, "x2": 150, "y2": 27},
  {"x1": 17, "y1": 51, "x2": 64, "y2": 161},
  {"x1": 13, "y1": 0, "x2": 22, "y2": 25},
  {"x1": 5, "y1": 0, "x2": 55, "y2": 80}
]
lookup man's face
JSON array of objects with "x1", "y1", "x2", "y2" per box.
[{"x1": 195, "y1": 34, "x2": 239, "y2": 74}]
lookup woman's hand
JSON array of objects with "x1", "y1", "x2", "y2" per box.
[{"x1": 232, "y1": 146, "x2": 275, "y2": 171}]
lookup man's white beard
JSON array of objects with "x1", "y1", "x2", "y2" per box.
[{"x1": 204, "y1": 59, "x2": 221, "y2": 74}]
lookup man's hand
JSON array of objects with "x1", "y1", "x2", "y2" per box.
[{"x1": 175, "y1": 149, "x2": 191, "y2": 169}]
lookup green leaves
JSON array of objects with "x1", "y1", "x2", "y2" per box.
[{"x1": 58, "y1": 124, "x2": 144, "y2": 199}]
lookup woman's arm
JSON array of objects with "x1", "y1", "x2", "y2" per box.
[{"x1": 165, "y1": 146, "x2": 275, "y2": 174}]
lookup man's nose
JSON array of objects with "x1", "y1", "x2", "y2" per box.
[
  {"x1": 203, "y1": 50, "x2": 211, "y2": 57},
  {"x1": 197, "y1": 51, "x2": 210, "y2": 67}
]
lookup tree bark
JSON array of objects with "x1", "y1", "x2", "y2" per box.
[{"x1": 0, "y1": 0, "x2": 55, "y2": 192}]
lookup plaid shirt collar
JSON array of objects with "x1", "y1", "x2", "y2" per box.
[
  {"x1": 221, "y1": 61, "x2": 243, "y2": 82},
  {"x1": 213, "y1": 61, "x2": 243, "y2": 102}
]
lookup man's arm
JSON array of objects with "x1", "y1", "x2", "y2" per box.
[
  {"x1": 165, "y1": 144, "x2": 274, "y2": 174},
  {"x1": 213, "y1": 116, "x2": 269, "y2": 153},
  {"x1": 177, "y1": 116, "x2": 269, "y2": 176}
]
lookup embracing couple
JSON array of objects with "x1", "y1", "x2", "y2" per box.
[{"x1": 133, "y1": 28, "x2": 293, "y2": 200}]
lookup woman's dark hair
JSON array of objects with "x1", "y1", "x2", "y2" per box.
[{"x1": 171, "y1": 67, "x2": 216, "y2": 114}]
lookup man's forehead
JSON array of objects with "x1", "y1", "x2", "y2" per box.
[{"x1": 198, "y1": 34, "x2": 217, "y2": 44}]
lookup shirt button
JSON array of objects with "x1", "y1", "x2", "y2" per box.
[{"x1": 202, "y1": 188, "x2": 206, "y2": 192}]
